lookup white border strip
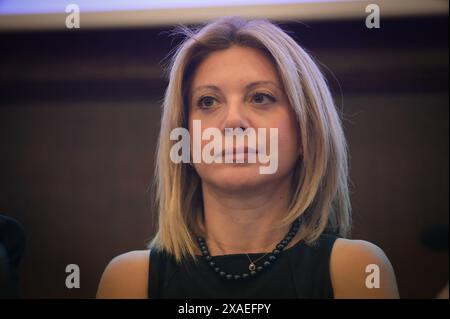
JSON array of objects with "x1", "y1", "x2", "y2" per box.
[{"x1": 0, "y1": 0, "x2": 447, "y2": 31}]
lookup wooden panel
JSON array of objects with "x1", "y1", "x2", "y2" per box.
[
  {"x1": 0, "y1": 101, "x2": 160, "y2": 297},
  {"x1": 345, "y1": 94, "x2": 449, "y2": 298}
]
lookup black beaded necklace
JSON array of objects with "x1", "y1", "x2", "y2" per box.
[{"x1": 196, "y1": 218, "x2": 301, "y2": 280}]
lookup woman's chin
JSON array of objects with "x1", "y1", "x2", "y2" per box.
[{"x1": 199, "y1": 164, "x2": 272, "y2": 192}]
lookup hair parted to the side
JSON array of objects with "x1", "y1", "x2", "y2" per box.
[{"x1": 148, "y1": 16, "x2": 351, "y2": 263}]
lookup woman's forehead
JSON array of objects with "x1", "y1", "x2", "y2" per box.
[{"x1": 190, "y1": 46, "x2": 281, "y2": 89}]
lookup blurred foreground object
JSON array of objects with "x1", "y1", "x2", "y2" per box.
[
  {"x1": 420, "y1": 225, "x2": 449, "y2": 299},
  {"x1": 0, "y1": 214, "x2": 25, "y2": 298}
]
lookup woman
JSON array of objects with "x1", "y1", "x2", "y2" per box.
[{"x1": 97, "y1": 16, "x2": 399, "y2": 299}]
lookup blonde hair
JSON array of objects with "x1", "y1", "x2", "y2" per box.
[{"x1": 148, "y1": 16, "x2": 351, "y2": 263}]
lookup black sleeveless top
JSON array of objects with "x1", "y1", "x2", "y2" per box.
[{"x1": 148, "y1": 233, "x2": 339, "y2": 299}]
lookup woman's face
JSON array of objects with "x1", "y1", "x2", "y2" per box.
[{"x1": 187, "y1": 45, "x2": 302, "y2": 192}]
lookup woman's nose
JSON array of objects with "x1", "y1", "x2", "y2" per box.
[{"x1": 222, "y1": 98, "x2": 250, "y2": 132}]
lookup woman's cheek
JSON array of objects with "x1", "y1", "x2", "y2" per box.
[{"x1": 277, "y1": 122, "x2": 301, "y2": 163}]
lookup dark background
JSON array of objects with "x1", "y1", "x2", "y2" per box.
[{"x1": 0, "y1": 15, "x2": 448, "y2": 298}]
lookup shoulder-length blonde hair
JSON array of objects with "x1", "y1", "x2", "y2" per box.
[{"x1": 148, "y1": 16, "x2": 351, "y2": 263}]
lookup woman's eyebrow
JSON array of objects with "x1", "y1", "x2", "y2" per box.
[
  {"x1": 192, "y1": 81, "x2": 282, "y2": 95},
  {"x1": 245, "y1": 81, "x2": 282, "y2": 91},
  {"x1": 191, "y1": 85, "x2": 221, "y2": 96}
]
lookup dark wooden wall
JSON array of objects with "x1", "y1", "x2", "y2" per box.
[{"x1": 0, "y1": 16, "x2": 448, "y2": 298}]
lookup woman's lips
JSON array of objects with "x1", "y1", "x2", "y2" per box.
[
  {"x1": 222, "y1": 146, "x2": 258, "y2": 157},
  {"x1": 218, "y1": 147, "x2": 258, "y2": 162}
]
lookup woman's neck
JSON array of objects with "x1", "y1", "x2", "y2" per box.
[{"x1": 199, "y1": 177, "x2": 296, "y2": 256}]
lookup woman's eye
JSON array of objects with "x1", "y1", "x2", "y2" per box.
[
  {"x1": 251, "y1": 92, "x2": 276, "y2": 105},
  {"x1": 197, "y1": 96, "x2": 217, "y2": 109}
]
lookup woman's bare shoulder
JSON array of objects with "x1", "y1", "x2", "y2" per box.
[
  {"x1": 96, "y1": 250, "x2": 150, "y2": 299},
  {"x1": 330, "y1": 238, "x2": 400, "y2": 299}
]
